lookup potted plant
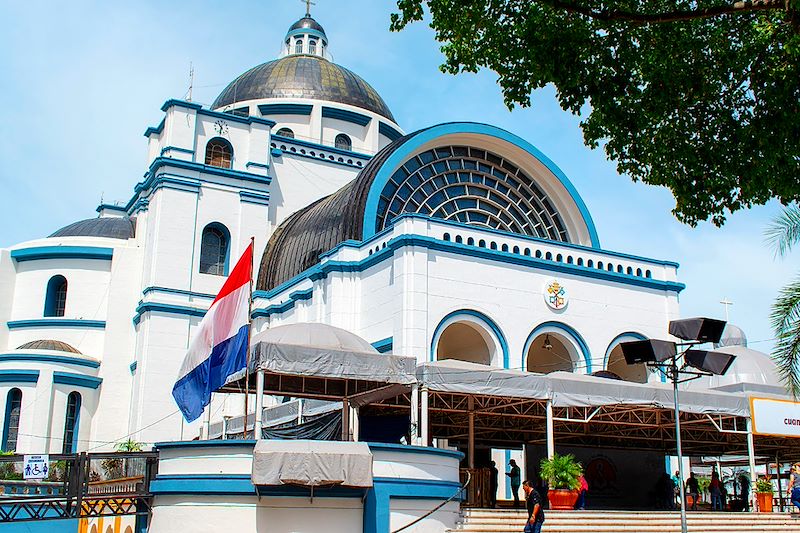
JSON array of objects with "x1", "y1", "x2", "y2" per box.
[
  {"x1": 540, "y1": 453, "x2": 582, "y2": 510},
  {"x1": 755, "y1": 477, "x2": 773, "y2": 512}
]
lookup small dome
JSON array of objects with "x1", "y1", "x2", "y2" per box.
[
  {"x1": 714, "y1": 324, "x2": 747, "y2": 348},
  {"x1": 212, "y1": 55, "x2": 396, "y2": 122},
  {"x1": 685, "y1": 345, "x2": 779, "y2": 390},
  {"x1": 288, "y1": 16, "x2": 326, "y2": 38},
  {"x1": 17, "y1": 339, "x2": 81, "y2": 354},
  {"x1": 252, "y1": 323, "x2": 377, "y2": 354},
  {"x1": 50, "y1": 216, "x2": 136, "y2": 240}
]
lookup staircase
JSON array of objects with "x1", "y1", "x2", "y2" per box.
[{"x1": 451, "y1": 509, "x2": 800, "y2": 533}]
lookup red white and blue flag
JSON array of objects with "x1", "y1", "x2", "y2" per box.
[{"x1": 172, "y1": 242, "x2": 253, "y2": 422}]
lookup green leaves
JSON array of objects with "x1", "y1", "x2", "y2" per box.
[
  {"x1": 539, "y1": 452, "x2": 583, "y2": 490},
  {"x1": 393, "y1": 0, "x2": 800, "y2": 225}
]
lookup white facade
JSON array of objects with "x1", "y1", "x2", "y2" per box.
[{"x1": 0, "y1": 14, "x2": 684, "y2": 455}]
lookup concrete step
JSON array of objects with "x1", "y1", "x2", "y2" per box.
[{"x1": 450, "y1": 509, "x2": 800, "y2": 533}]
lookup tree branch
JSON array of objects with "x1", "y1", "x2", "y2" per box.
[{"x1": 536, "y1": 0, "x2": 787, "y2": 24}]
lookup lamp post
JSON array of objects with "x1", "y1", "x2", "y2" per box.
[{"x1": 621, "y1": 317, "x2": 734, "y2": 533}]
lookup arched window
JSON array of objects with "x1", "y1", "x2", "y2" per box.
[
  {"x1": 309, "y1": 39, "x2": 317, "y2": 55},
  {"x1": 478, "y1": 239, "x2": 486, "y2": 248},
  {"x1": 204, "y1": 138, "x2": 232, "y2": 169},
  {"x1": 512, "y1": 246, "x2": 520, "y2": 254},
  {"x1": 276, "y1": 128, "x2": 295, "y2": 139},
  {"x1": 501, "y1": 244, "x2": 508, "y2": 252},
  {"x1": 455, "y1": 235, "x2": 463, "y2": 244},
  {"x1": 199, "y1": 224, "x2": 230, "y2": 276},
  {"x1": 443, "y1": 233, "x2": 451, "y2": 241},
  {"x1": 44, "y1": 275, "x2": 67, "y2": 317},
  {"x1": 334, "y1": 134, "x2": 352, "y2": 151},
  {"x1": 295, "y1": 38, "x2": 303, "y2": 54},
  {"x1": 2, "y1": 388, "x2": 22, "y2": 452},
  {"x1": 587, "y1": 259, "x2": 594, "y2": 268},
  {"x1": 467, "y1": 237, "x2": 475, "y2": 246},
  {"x1": 577, "y1": 258, "x2": 583, "y2": 266},
  {"x1": 490, "y1": 242, "x2": 498, "y2": 250},
  {"x1": 62, "y1": 392, "x2": 81, "y2": 453},
  {"x1": 545, "y1": 252, "x2": 553, "y2": 261}
]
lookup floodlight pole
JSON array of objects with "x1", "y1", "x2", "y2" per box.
[{"x1": 671, "y1": 355, "x2": 689, "y2": 533}]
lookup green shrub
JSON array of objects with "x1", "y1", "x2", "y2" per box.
[{"x1": 539, "y1": 453, "x2": 582, "y2": 490}]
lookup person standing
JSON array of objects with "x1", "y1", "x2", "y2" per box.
[
  {"x1": 575, "y1": 474, "x2": 589, "y2": 510},
  {"x1": 522, "y1": 480, "x2": 545, "y2": 533},
  {"x1": 489, "y1": 460, "x2": 499, "y2": 508},
  {"x1": 710, "y1": 469, "x2": 723, "y2": 511},
  {"x1": 739, "y1": 474, "x2": 750, "y2": 512},
  {"x1": 506, "y1": 459, "x2": 522, "y2": 508},
  {"x1": 788, "y1": 463, "x2": 800, "y2": 513},
  {"x1": 672, "y1": 470, "x2": 681, "y2": 509},
  {"x1": 686, "y1": 472, "x2": 700, "y2": 510}
]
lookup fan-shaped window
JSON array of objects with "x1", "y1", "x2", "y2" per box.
[
  {"x1": 309, "y1": 39, "x2": 317, "y2": 55},
  {"x1": 375, "y1": 145, "x2": 571, "y2": 242},
  {"x1": 276, "y1": 128, "x2": 295, "y2": 139},
  {"x1": 295, "y1": 38, "x2": 303, "y2": 54},
  {"x1": 2, "y1": 388, "x2": 22, "y2": 452},
  {"x1": 62, "y1": 392, "x2": 81, "y2": 453},
  {"x1": 204, "y1": 137, "x2": 232, "y2": 169},
  {"x1": 335, "y1": 134, "x2": 352, "y2": 151},
  {"x1": 199, "y1": 223, "x2": 230, "y2": 276},
  {"x1": 44, "y1": 275, "x2": 67, "y2": 317}
]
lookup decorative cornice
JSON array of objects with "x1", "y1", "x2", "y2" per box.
[
  {"x1": 11, "y1": 246, "x2": 114, "y2": 262},
  {"x1": 7, "y1": 319, "x2": 106, "y2": 330},
  {"x1": 53, "y1": 371, "x2": 102, "y2": 389}
]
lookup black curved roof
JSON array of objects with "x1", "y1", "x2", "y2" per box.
[
  {"x1": 257, "y1": 130, "x2": 424, "y2": 290},
  {"x1": 17, "y1": 339, "x2": 81, "y2": 354},
  {"x1": 212, "y1": 55, "x2": 396, "y2": 122},
  {"x1": 50, "y1": 217, "x2": 136, "y2": 240},
  {"x1": 289, "y1": 16, "x2": 327, "y2": 37}
]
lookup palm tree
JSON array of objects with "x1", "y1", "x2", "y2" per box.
[{"x1": 765, "y1": 203, "x2": 800, "y2": 397}]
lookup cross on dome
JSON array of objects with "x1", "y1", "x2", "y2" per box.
[{"x1": 302, "y1": 0, "x2": 316, "y2": 17}]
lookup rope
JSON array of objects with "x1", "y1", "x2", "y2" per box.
[{"x1": 390, "y1": 470, "x2": 470, "y2": 533}]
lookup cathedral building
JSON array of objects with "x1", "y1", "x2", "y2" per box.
[{"x1": 0, "y1": 13, "x2": 778, "y2": 478}]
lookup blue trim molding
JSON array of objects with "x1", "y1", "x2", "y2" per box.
[
  {"x1": 0, "y1": 370, "x2": 39, "y2": 383},
  {"x1": 240, "y1": 191, "x2": 270, "y2": 206},
  {"x1": 0, "y1": 353, "x2": 99, "y2": 369},
  {"x1": 7, "y1": 319, "x2": 106, "y2": 330},
  {"x1": 259, "y1": 103, "x2": 313, "y2": 116},
  {"x1": 379, "y1": 122, "x2": 403, "y2": 141},
  {"x1": 139, "y1": 158, "x2": 271, "y2": 190},
  {"x1": 143, "y1": 118, "x2": 165, "y2": 138},
  {"x1": 253, "y1": 232, "x2": 684, "y2": 319},
  {"x1": 53, "y1": 371, "x2": 102, "y2": 389},
  {"x1": 160, "y1": 146, "x2": 195, "y2": 157},
  {"x1": 96, "y1": 203, "x2": 127, "y2": 214},
  {"x1": 159, "y1": 99, "x2": 276, "y2": 128},
  {"x1": 430, "y1": 310, "x2": 510, "y2": 368},
  {"x1": 365, "y1": 477, "x2": 462, "y2": 533},
  {"x1": 141, "y1": 286, "x2": 215, "y2": 300},
  {"x1": 272, "y1": 134, "x2": 371, "y2": 160},
  {"x1": 361, "y1": 122, "x2": 601, "y2": 248},
  {"x1": 286, "y1": 27, "x2": 328, "y2": 43},
  {"x1": 322, "y1": 106, "x2": 371, "y2": 127},
  {"x1": 251, "y1": 288, "x2": 313, "y2": 320},
  {"x1": 371, "y1": 337, "x2": 393, "y2": 354},
  {"x1": 11, "y1": 246, "x2": 113, "y2": 262},
  {"x1": 524, "y1": 321, "x2": 592, "y2": 373},
  {"x1": 133, "y1": 302, "x2": 208, "y2": 326}
]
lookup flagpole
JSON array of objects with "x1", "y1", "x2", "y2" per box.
[{"x1": 243, "y1": 236, "x2": 255, "y2": 438}]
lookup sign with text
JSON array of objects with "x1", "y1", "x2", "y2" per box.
[
  {"x1": 23, "y1": 454, "x2": 49, "y2": 479},
  {"x1": 750, "y1": 397, "x2": 800, "y2": 438}
]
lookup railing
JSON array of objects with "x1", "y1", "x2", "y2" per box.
[
  {"x1": 460, "y1": 468, "x2": 492, "y2": 508},
  {"x1": 0, "y1": 452, "x2": 158, "y2": 523}
]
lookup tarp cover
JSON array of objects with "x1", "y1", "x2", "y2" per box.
[
  {"x1": 418, "y1": 360, "x2": 751, "y2": 417},
  {"x1": 250, "y1": 323, "x2": 416, "y2": 385},
  {"x1": 251, "y1": 439, "x2": 373, "y2": 487}
]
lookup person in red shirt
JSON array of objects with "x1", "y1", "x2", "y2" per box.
[
  {"x1": 709, "y1": 469, "x2": 723, "y2": 511},
  {"x1": 575, "y1": 474, "x2": 589, "y2": 510}
]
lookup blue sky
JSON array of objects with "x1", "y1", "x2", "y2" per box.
[{"x1": 0, "y1": 0, "x2": 796, "y2": 355}]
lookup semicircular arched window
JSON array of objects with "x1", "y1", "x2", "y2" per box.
[
  {"x1": 374, "y1": 145, "x2": 571, "y2": 243},
  {"x1": 334, "y1": 134, "x2": 352, "y2": 151},
  {"x1": 276, "y1": 128, "x2": 295, "y2": 139},
  {"x1": 204, "y1": 137, "x2": 233, "y2": 169},
  {"x1": 199, "y1": 223, "x2": 230, "y2": 276},
  {"x1": 2, "y1": 388, "x2": 22, "y2": 452},
  {"x1": 44, "y1": 275, "x2": 68, "y2": 317},
  {"x1": 295, "y1": 38, "x2": 304, "y2": 54},
  {"x1": 62, "y1": 391, "x2": 81, "y2": 453}
]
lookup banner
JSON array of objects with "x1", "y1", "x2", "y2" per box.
[{"x1": 750, "y1": 397, "x2": 800, "y2": 438}]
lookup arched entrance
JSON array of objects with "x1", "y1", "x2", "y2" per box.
[
  {"x1": 431, "y1": 310, "x2": 506, "y2": 367},
  {"x1": 436, "y1": 322, "x2": 492, "y2": 365},
  {"x1": 604, "y1": 333, "x2": 650, "y2": 383},
  {"x1": 526, "y1": 332, "x2": 578, "y2": 373},
  {"x1": 524, "y1": 322, "x2": 590, "y2": 374}
]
